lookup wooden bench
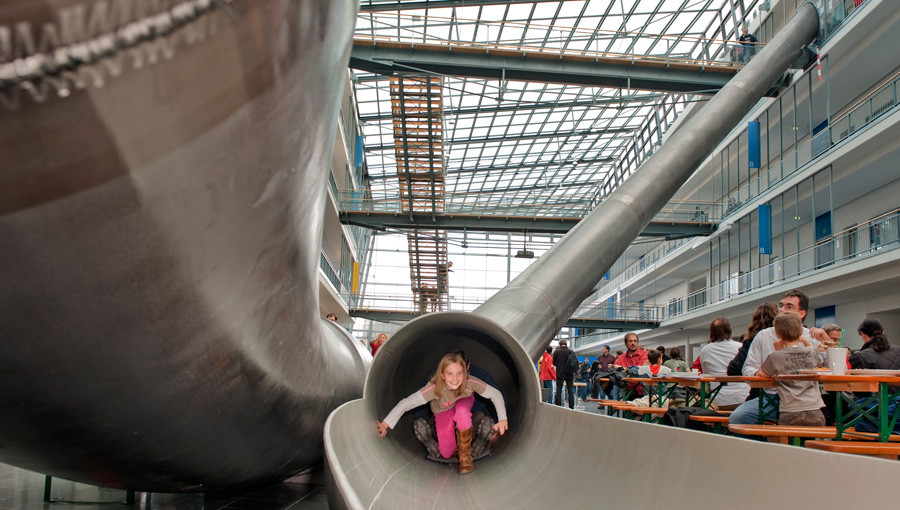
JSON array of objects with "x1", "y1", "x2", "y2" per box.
[
  {"x1": 728, "y1": 425, "x2": 838, "y2": 445},
  {"x1": 689, "y1": 414, "x2": 731, "y2": 434},
  {"x1": 596, "y1": 401, "x2": 634, "y2": 418},
  {"x1": 630, "y1": 407, "x2": 668, "y2": 423},
  {"x1": 594, "y1": 400, "x2": 626, "y2": 412},
  {"x1": 729, "y1": 424, "x2": 900, "y2": 444},
  {"x1": 805, "y1": 440, "x2": 900, "y2": 460}
]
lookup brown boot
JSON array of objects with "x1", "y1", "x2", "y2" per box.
[{"x1": 456, "y1": 427, "x2": 474, "y2": 475}]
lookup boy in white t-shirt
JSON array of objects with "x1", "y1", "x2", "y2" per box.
[{"x1": 758, "y1": 312, "x2": 826, "y2": 426}]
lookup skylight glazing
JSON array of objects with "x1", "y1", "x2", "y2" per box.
[
  {"x1": 354, "y1": 0, "x2": 765, "y2": 211},
  {"x1": 349, "y1": 0, "x2": 766, "y2": 326}
]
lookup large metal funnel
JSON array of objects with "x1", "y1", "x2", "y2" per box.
[{"x1": 0, "y1": 0, "x2": 366, "y2": 492}]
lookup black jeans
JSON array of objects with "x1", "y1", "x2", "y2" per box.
[{"x1": 555, "y1": 376, "x2": 575, "y2": 409}]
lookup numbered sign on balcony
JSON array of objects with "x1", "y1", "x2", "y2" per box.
[
  {"x1": 748, "y1": 121, "x2": 761, "y2": 169},
  {"x1": 759, "y1": 204, "x2": 772, "y2": 254}
]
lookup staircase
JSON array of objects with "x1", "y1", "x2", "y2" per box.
[{"x1": 390, "y1": 75, "x2": 449, "y2": 312}]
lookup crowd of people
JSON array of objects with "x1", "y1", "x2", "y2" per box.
[{"x1": 541, "y1": 288, "x2": 900, "y2": 435}]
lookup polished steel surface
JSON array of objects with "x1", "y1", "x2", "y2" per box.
[
  {"x1": 324, "y1": 4, "x2": 860, "y2": 509},
  {"x1": 0, "y1": 0, "x2": 366, "y2": 492},
  {"x1": 473, "y1": 2, "x2": 822, "y2": 361},
  {"x1": 327, "y1": 399, "x2": 899, "y2": 510}
]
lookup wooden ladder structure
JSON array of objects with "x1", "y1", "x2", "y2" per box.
[{"x1": 390, "y1": 75, "x2": 449, "y2": 313}]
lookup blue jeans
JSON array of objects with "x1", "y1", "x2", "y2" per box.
[
  {"x1": 542, "y1": 380, "x2": 554, "y2": 403},
  {"x1": 577, "y1": 380, "x2": 588, "y2": 401},
  {"x1": 729, "y1": 394, "x2": 780, "y2": 439},
  {"x1": 607, "y1": 384, "x2": 619, "y2": 400}
]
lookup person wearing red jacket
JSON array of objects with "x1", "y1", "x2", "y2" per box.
[{"x1": 539, "y1": 346, "x2": 556, "y2": 404}]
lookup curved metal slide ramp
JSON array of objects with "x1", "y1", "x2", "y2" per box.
[
  {"x1": 325, "y1": 4, "x2": 899, "y2": 509},
  {"x1": 0, "y1": 0, "x2": 367, "y2": 492}
]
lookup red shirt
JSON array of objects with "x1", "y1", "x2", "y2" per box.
[{"x1": 614, "y1": 349, "x2": 648, "y2": 368}]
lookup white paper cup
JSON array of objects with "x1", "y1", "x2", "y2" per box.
[{"x1": 826, "y1": 347, "x2": 849, "y2": 375}]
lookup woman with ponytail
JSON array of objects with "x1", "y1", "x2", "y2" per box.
[
  {"x1": 849, "y1": 317, "x2": 900, "y2": 370},
  {"x1": 848, "y1": 317, "x2": 900, "y2": 434}
]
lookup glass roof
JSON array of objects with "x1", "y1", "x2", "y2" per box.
[
  {"x1": 353, "y1": 0, "x2": 765, "y2": 210},
  {"x1": 349, "y1": 1, "x2": 765, "y2": 336}
]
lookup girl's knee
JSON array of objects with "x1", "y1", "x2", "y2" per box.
[
  {"x1": 454, "y1": 413, "x2": 472, "y2": 430},
  {"x1": 439, "y1": 441, "x2": 456, "y2": 458}
]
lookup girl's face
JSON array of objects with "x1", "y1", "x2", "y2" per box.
[{"x1": 442, "y1": 362, "x2": 465, "y2": 390}]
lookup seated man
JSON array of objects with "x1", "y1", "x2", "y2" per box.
[{"x1": 728, "y1": 290, "x2": 831, "y2": 431}]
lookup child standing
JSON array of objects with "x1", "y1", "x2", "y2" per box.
[
  {"x1": 376, "y1": 352, "x2": 509, "y2": 475},
  {"x1": 758, "y1": 312, "x2": 826, "y2": 426}
]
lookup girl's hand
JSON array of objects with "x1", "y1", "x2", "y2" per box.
[
  {"x1": 492, "y1": 420, "x2": 509, "y2": 436},
  {"x1": 375, "y1": 420, "x2": 390, "y2": 437}
]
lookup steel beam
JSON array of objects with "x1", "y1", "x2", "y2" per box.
[
  {"x1": 350, "y1": 41, "x2": 737, "y2": 93},
  {"x1": 340, "y1": 210, "x2": 716, "y2": 237},
  {"x1": 367, "y1": 157, "x2": 616, "y2": 180},
  {"x1": 349, "y1": 308, "x2": 656, "y2": 330},
  {"x1": 364, "y1": 127, "x2": 633, "y2": 152},
  {"x1": 357, "y1": 95, "x2": 665, "y2": 122},
  {"x1": 359, "y1": 0, "x2": 543, "y2": 12}
]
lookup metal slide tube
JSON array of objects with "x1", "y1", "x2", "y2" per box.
[
  {"x1": 473, "y1": 2, "x2": 821, "y2": 360},
  {"x1": 325, "y1": 4, "x2": 853, "y2": 509},
  {"x1": 0, "y1": 0, "x2": 366, "y2": 491}
]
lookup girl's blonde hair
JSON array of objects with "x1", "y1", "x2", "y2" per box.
[{"x1": 430, "y1": 352, "x2": 469, "y2": 398}]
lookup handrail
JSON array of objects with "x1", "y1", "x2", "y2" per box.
[
  {"x1": 319, "y1": 251, "x2": 345, "y2": 293},
  {"x1": 598, "y1": 52, "x2": 900, "y2": 298},
  {"x1": 338, "y1": 189, "x2": 721, "y2": 224},
  {"x1": 721, "y1": 57, "x2": 900, "y2": 220},
  {"x1": 347, "y1": 291, "x2": 664, "y2": 322},
  {"x1": 664, "y1": 207, "x2": 900, "y2": 321}
]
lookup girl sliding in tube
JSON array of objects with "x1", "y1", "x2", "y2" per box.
[{"x1": 375, "y1": 352, "x2": 508, "y2": 475}]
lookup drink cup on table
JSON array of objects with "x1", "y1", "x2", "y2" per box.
[{"x1": 826, "y1": 347, "x2": 849, "y2": 375}]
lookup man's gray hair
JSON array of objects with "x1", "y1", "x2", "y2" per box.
[{"x1": 821, "y1": 323, "x2": 842, "y2": 333}]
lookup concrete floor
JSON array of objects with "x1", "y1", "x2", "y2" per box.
[{"x1": 0, "y1": 462, "x2": 328, "y2": 510}]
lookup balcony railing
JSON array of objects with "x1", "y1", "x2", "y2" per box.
[
  {"x1": 349, "y1": 291, "x2": 662, "y2": 323},
  {"x1": 723, "y1": 67, "x2": 900, "y2": 220},
  {"x1": 593, "y1": 237, "x2": 692, "y2": 300},
  {"x1": 338, "y1": 190, "x2": 721, "y2": 224},
  {"x1": 319, "y1": 251, "x2": 345, "y2": 293},
  {"x1": 664, "y1": 207, "x2": 900, "y2": 321}
]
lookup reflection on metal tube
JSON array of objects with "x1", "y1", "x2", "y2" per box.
[{"x1": 0, "y1": 0, "x2": 365, "y2": 492}]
